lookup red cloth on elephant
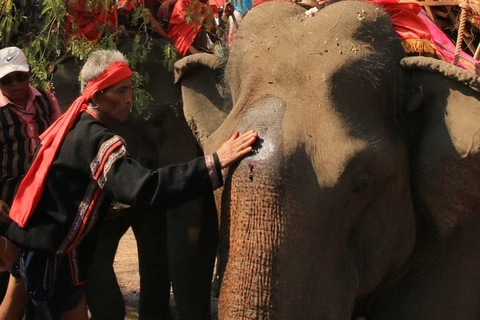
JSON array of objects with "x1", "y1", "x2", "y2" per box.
[
  {"x1": 9, "y1": 62, "x2": 133, "y2": 227},
  {"x1": 118, "y1": 0, "x2": 161, "y2": 10},
  {"x1": 64, "y1": 0, "x2": 118, "y2": 44},
  {"x1": 366, "y1": 0, "x2": 440, "y2": 57},
  {"x1": 118, "y1": 0, "x2": 139, "y2": 11},
  {"x1": 167, "y1": 0, "x2": 214, "y2": 56},
  {"x1": 417, "y1": 10, "x2": 480, "y2": 76}
]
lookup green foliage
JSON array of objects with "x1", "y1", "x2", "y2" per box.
[
  {"x1": 0, "y1": 0, "x2": 227, "y2": 113},
  {"x1": 0, "y1": 1, "x2": 19, "y2": 46},
  {"x1": 184, "y1": 0, "x2": 215, "y2": 34},
  {"x1": 126, "y1": 34, "x2": 153, "y2": 114},
  {"x1": 0, "y1": 0, "x2": 160, "y2": 113},
  {"x1": 182, "y1": 0, "x2": 225, "y2": 57},
  {"x1": 163, "y1": 43, "x2": 179, "y2": 71}
]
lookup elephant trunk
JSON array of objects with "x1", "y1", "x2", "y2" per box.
[
  {"x1": 216, "y1": 97, "x2": 289, "y2": 319},
  {"x1": 218, "y1": 174, "x2": 281, "y2": 319},
  {"x1": 217, "y1": 162, "x2": 355, "y2": 319}
]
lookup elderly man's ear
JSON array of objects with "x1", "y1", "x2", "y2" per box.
[{"x1": 91, "y1": 91, "x2": 103, "y2": 107}]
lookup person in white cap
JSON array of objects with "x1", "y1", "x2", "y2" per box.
[{"x1": 0, "y1": 46, "x2": 61, "y2": 319}]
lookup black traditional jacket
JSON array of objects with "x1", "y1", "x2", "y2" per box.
[{"x1": 6, "y1": 112, "x2": 222, "y2": 284}]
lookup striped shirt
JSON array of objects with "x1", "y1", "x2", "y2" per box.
[{"x1": 0, "y1": 86, "x2": 61, "y2": 204}]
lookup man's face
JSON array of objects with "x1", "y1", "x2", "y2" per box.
[
  {"x1": 95, "y1": 76, "x2": 133, "y2": 123},
  {"x1": 0, "y1": 71, "x2": 30, "y2": 102}
]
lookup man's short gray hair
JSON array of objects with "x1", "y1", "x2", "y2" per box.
[{"x1": 80, "y1": 50, "x2": 129, "y2": 93}]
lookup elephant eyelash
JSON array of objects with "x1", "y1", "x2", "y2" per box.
[
  {"x1": 352, "y1": 171, "x2": 372, "y2": 193},
  {"x1": 353, "y1": 179, "x2": 370, "y2": 192}
]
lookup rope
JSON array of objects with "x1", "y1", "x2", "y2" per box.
[
  {"x1": 454, "y1": 3, "x2": 468, "y2": 65},
  {"x1": 454, "y1": 0, "x2": 480, "y2": 63}
]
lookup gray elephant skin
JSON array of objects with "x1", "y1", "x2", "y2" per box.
[
  {"x1": 174, "y1": 2, "x2": 480, "y2": 319},
  {"x1": 51, "y1": 37, "x2": 218, "y2": 320}
]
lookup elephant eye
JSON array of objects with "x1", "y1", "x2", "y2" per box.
[{"x1": 352, "y1": 171, "x2": 371, "y2": 193}]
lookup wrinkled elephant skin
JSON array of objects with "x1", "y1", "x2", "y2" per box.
[{"x1": 174, "y1": 1, "x2": 480, "y2": 319}]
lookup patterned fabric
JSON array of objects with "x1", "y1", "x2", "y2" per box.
[
  {"x1": 0, "y1": 91, "x2": 52, "y2": 205},
  {"x1": 0, "y1": 87, "x2": 61, "y2": 122},
  {"x1": 205, "y1": 153, "x2": 222, "y2": 190},
  {"x1": 370, "y1": 0, "x2": 480, "y2": 75},
  {"x1": 56, "y1": 135, "x2": 126, "y2": 284},
  {"x1": 418, "y1": 10, "x2": 480, "y2": 76}
]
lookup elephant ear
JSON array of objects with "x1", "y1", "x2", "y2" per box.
[
  {"x1": 50, "y1": 55, "x2": 82, "y2": 111},
  {"x1": 174, "y1": 53, "x2": 231, "y2": 149},
  {"x1": 401, "y1": 56, "x2": 480, "y2": 237}
]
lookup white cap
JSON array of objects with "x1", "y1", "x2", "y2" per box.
[{"x1": 0, "y1": 47, "x2": 29, "y2": 79}]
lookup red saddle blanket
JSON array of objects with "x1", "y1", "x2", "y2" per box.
[
  {"x1": 64, "y1": 0, "x2": 118, "y2": 44},
  {"x1": 167, "y1": 0, "x2": 216, "y2": 56}
]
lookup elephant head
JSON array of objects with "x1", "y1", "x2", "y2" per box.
[{"x1": 175, "y1": 1, "x2": 480, "y2": 319}]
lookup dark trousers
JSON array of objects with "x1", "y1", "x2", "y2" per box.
[
  {"x1": 0, "y1": 222, "x2": 11, "y2": 303},
  {"x1": 21, "y1": 251, "x2": 85, "y2": 320},
  {"x1": 87, "y1": 210, "x2": 171, "y2": 320},
  {"x1": 0, "y1": 271, "x2": 8, "y2": 302}
]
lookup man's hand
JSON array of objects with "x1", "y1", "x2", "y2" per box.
[
  {"x1": 0, "y1": 201, "x2": 12, "y2": 224},
  {"x1": 0, "y1": 237, "x2": 18, "y2": 272},
  {"x1": 216, "y1": 130, "x2": 258, "y2": 168}
]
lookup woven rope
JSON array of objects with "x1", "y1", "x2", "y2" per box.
[
  {"x1": 454, "y1": 0, "x2": 480, "y2": 64},
  {"x1": 463, "y1": 0, "x2": 480, "y2": 60},
  {"x1": 454, "y1": 5, "x2": 468, "y2": 65}
]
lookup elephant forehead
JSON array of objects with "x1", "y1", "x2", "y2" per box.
[
  {"x1": 232, "y1": 95, "x2": 372, "y2": 188},
  {"x1": 226, "y1": 1, "x2": 398, "y2": 97},
  {"x1": 282, "y1": 109, "x2": 370, "y2": 188}
]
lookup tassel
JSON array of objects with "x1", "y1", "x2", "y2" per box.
[{"x1": 401, "y1": 39, "x2": 443, "y2": 60}]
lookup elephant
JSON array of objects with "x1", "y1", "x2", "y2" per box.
[
  {"x1": 50, "y1": 36, "x2": 218, "y2": 320},
  {"x1": 174, "y1": 1, "x2": 480, "y2": 319}
]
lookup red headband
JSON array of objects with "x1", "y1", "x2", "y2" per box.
[{"x1": 82, "y1": 61, "x2": 133, "y2": 99}]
